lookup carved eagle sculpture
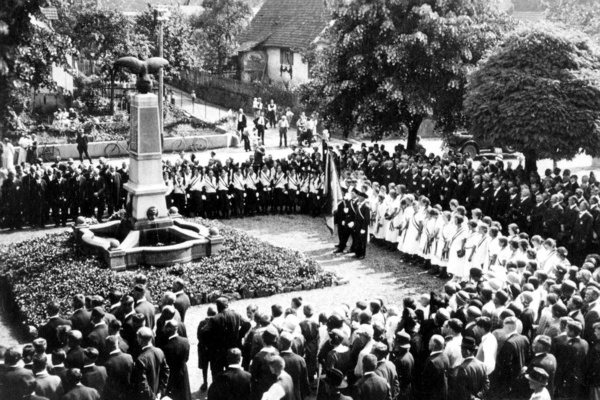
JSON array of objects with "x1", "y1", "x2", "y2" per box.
[{"x1": 114, "y1": 56, "x2": 169, "y2": 94}]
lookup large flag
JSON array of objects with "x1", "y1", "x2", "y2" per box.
[{"x1": 323, "y1": 141, "x2": 344, "y2": 234}]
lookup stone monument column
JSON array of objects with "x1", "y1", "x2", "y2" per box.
[{"x1": 123, "y1": 93, "x2": 170, "y2": 229}]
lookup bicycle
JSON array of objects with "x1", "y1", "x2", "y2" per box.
[
  {"x1": 38, "y1": 141, "x2": 61, "y2": 163},
  {"x1": 104, "y1": 140, "x2": 130, "y2": 158},
  {"x1": 191, "y1": 137, "x2": 208, "y2": 152},
  {"x1": 171, "y1": 135, "x2": 187, "y2": 153}
]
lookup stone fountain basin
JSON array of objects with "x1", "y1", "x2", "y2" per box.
[{"x1": 73, "y1": 218, "x2": 223, "y2": 271}]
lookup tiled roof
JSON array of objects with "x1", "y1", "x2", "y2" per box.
[{"x1": 237, "y1": 0, "x2": 330, "y2": 51}]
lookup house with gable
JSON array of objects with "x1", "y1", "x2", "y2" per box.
[{"x1": 236, "y1": 0, "x2": 330, "y2": 86}]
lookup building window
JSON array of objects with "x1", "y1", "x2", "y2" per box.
[{"x1": 280, "y1": 48, "x2": 294, "y2": 66}]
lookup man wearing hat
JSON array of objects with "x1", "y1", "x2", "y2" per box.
[
  {"x1": 527, "y1": 335, "x2": 556, "y2": 398},
  {"x1": 526, "y1": 367, "x2": 551, "y2": 400},
  {"x1": 373, "y1": 342, "x2": 399, "y2": 399},
  {"x1": 584, "y1": 285, "x2": 600, "y2": 345},
  {"x1": 393, "y1": 331, "x2": 414, "y2": 399},
  {"x1": 454, "y1": 337, "x2": 488, "y2": 400},
  {"x1": 322, "y1": 368, "x2": 351, "y2": 400},
  {"x1": 495, "y1": 316, "x2": 530, "y2": 397},
  {"x1": 421, "y1": 335, "x2": 449, "y2": 400}
]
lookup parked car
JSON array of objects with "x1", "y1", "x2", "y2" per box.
[{"x1": 445, "y1": 131, "x2": 517, "y2": 158}]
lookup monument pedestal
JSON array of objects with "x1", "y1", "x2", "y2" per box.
[
  {"x1": 74, "y1": 86, "x2": 221, "y2": 270},
  {"x1": 124, "y1": 93, "x2": 169, "y2": 228}
]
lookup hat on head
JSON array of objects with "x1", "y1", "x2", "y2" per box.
[
  {"x1": 495, "y1": 290, "x2": 509, "y2": 305},
  {"x1": 395, "y1": 331, "x2": 411, "y2": 348},
  {"x1": 324, "y1": 368, "x2": 348, "y2": 390},
  {"x1": 507, "y1": 272, "x2": 520, "y2": 285},
  {"x1": 461, "y1": 336, "x2": 478, "y2": 351},
  {"x1": 470, "y1": 267, "x2": 483, "y2": 280},
  {"x1": 557, "y1": 247, "x2": 568, "y2": 257},
  {"x1": 552, "y1": 303, "x2": 568, "y2": 318},
  {"x1": 526, "y1": 367, "x2": 549, "y2": 386},
  {"x1": 329, "y1": 328, "x2": 347, "y2": 341},
  {"x1": 356, "y1": 324, "x2": 374, "y2": 338},
  {"x1": 489, "y1": 279, "x2": 503, "y2": 292},
  {"x1": 561, "y1": 280, "x2": 577, "y2": 292},
  {"x1": 521, "y1": 292, "x2": 534, "y2": 304},
  {"x1": 456, "y1": 291, "x2": 469, "y2": 306}
]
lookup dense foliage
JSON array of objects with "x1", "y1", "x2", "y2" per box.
[
  {"x1": 299, "y1": 0, "x2": 512, "y2": 145},
  {"x1": 190, "y1": 0, "x2": 252, "y2": 75},
  {"x1": 0, "y1": 220, "x2": 339, "y2": 327},
  {"x1": 464, "y1": 24, "x2": 600, "y2": 172},
  {"x1": 546, "y1": 0, "x2": 600, "y2": 44},
  {"x1": 0, "y1": 0, "x2": 74, "y2": 131}
]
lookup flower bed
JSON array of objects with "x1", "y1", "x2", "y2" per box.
[{"x1": 0, "y1": 220, "x2": 341, "y2": 327}]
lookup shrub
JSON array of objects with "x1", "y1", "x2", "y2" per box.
[{"x1": 0, "y1": 220, "x2": 338, "y2": 327}]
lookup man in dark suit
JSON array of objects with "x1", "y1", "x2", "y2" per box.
[
  {"x1": 299, "y1": 305, "x2": 319, "y2": 384},
  {"x1": 119, "y1": 295, "x2": 137, "y2": 349},
  {"x1": 133, "y1": 286, "x2": 155, "y2": 330},
  {"x1": 372, "y1": 342, "x2": 400, "y2": 400},
  {"x1": 353, "y1": 354, "x2": 391, "y2": 400},
  {"x1": 250, "y1": 326, "x2": 280, "y2": 400},
  {"x1": 321, "y1": 368, "x2": 352, "y2": 400},
  {"x1": 420, "y1": 335, "x2": 449, "y2": 400},
  {"x1": 201, "y1": 297, "x2": 251, "y2": 377},
  {"x1": 66, "y1": 331, "x2": 86, "y2": 370},
  {"x1": 103, "y1": 336, "x2": 133, "y2": 400},
  {"x1": 33, "y1": 354, "x2": 63, "y2": 400},
  {"x1": 80, "y1": 348, "x2": 106, "y2": 398},
  {"x1": 50, "y1": 351, "x2": 68, "y2": 387},
  {"x1": 495, "y1": 317, "x2": 530, "y2": 398},
  {"x1": 279, "y1": 332, "x2": 309, "y2": 400},
  {"x1": 207, "y1": 348, "x2": 251, "y2": 400},
  {"x1": 570, "y1": 202, "x2": 593, "y2": 261},
  {"x1": 530, "y1": 194, "x2": 547, "y2": 237},
  {"x1": 1, "y1": 347, "x2": 35, "y2": 400},
  {"x1": 162, "y1": 320, "x2": 192, "y2": 400},
  {"x1": 38, "y1": 302, "x2": 72, "y2": 353},
  {"x1": 236, "y1": 109, "x2": 250, "y2": 150},
  {"x1": 70, "y1": 295, "x2": 92, "y2": 338},
  {"x1": 556, "y1": 321, "x2": 589, "y2": 399},
  {"x1": 62, "y1": 369, "x2": 100, "y2": 400},
  {"x1": 543, "y1": 195, "x2": 564, "y2": 240},
  {"x1": 352, "y1": 190, "x2": 370, "y2": 260},
  {"x1": 490, "y1": 178, "x2": 509, "y2": 222},
  {"x1": 467, "y1": 175, "x2": 482, "y2": 211},
  {"x1": 440, "y1": 169, "x2": 456, "y2": 209},
  {"x1": 132, "y1": 327, "x2": 170, "y2": 400},
  {"x1": 172, "y1": 278, "x2": 191, "y2": 323},
  {"x1": 584, "y1": 286, "x2": 600, "y2": 345},
  {"x1": 454, "y1": 337, "x2": 489, "y2": 400},
  {"x1": 85, "y1": 307, "x2": 109, "y2": 362},
  {"x1": 527, "y1": 335, "x2": 557, "y2": 399}
]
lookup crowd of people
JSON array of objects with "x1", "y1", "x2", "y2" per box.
[{"x1": 2, "y1": 139, "x2": 600, "y2": 400}]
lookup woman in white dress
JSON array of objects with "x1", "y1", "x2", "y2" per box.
[
  {"x1": 384, "y1": 190, "x2": 401, "y2": 249},
  {"x1": 381, "y1": 189, "x2": 394, "y2": 242},
  {"x1": 374, "y1": 188, "x2": 388, "y2": 242},
  {"x1": 17, "y1": 135, "x2": 31, "y2": 166},
  {"x1": 420, "y1": 207, "x2": 440, "y2": 266},
  {"x1": 1, "y1": 138, "x2": 15, "y2": 170},
  {"x1": 401, "y1": 199, "x2": 426, "y2": 260},
  {"x1": 446, "y1": 214, "x2": 468, "y2": 280},
  {"x1": 368, "y1": 184, "x2": 380, "y2": 235},
  {"x1": 431, "y1": 211, "x2": 453, "y2": 274},
  {"x1": 397, "y1": 196, "x2": 416, "y2": 257},
  {"x1": 463, "y1": 220, "x2": 482, "y2": 281}
]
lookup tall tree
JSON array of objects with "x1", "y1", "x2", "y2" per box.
[
  {"x1": 55, "y1": 2, "x2": 151, "y2": 79},
  {"x1": 464, "y1": 24, "x2": 600, "y2": 173},
  {"x1": 135, "y1": 7, "x2": 200, "y2": 79},
  {"x1": 0, "y1": 0, "x2": 73, "y2": 131},
  {"x1": 546, "y1": 0, "x2": 600, "y2": 43},
  {"x1": 299, "y1": 0, "x2": 511, "y2": 147},
  {"x1": 190, "y1": 0, "x2": 251, "y2": 75}
]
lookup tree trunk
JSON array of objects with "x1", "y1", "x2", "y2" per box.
[
  {"x1": 406, "y1": 114, "x2": 423, "y2": 152},
  {"x1": 524, "y1": 148, "x2": 537, "y2": 175}
]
